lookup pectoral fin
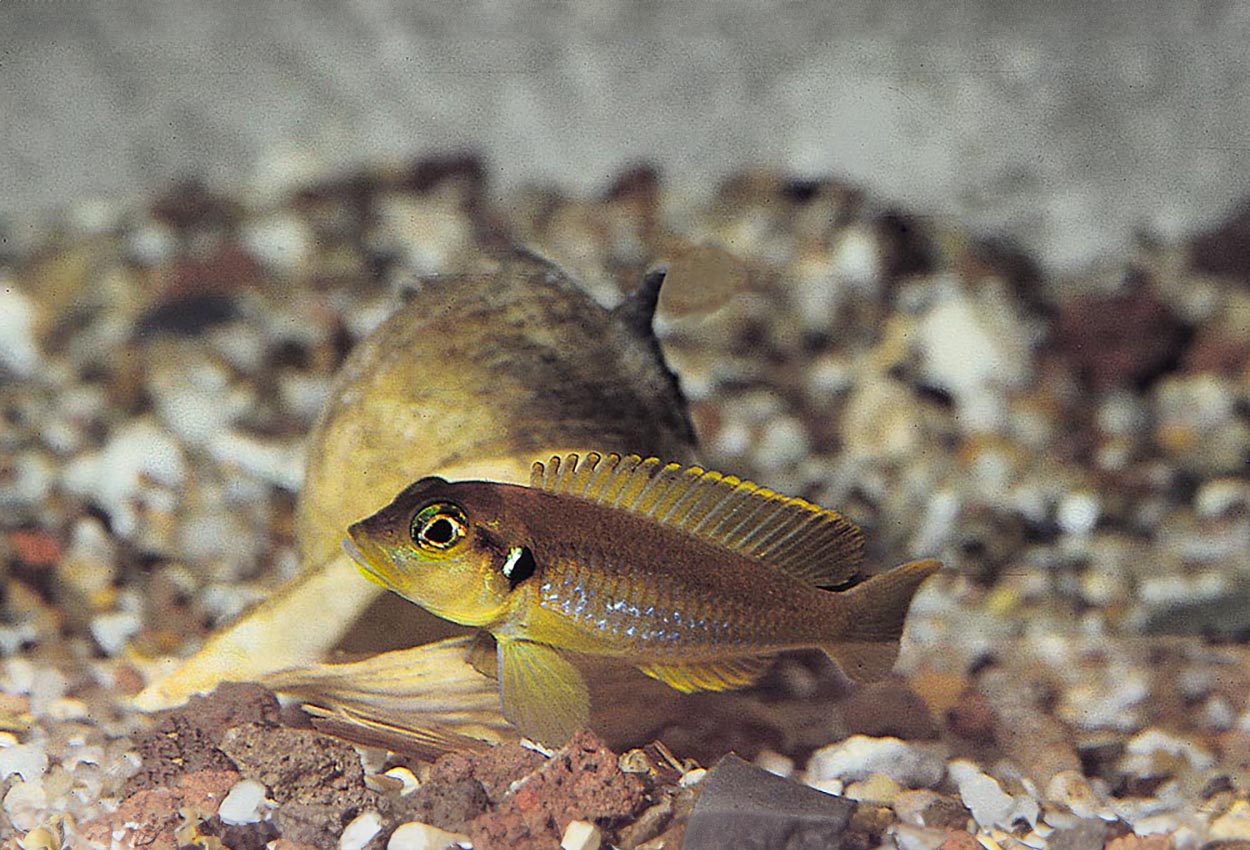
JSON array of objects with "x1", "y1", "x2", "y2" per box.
[
  {"x1": 498, "y1": 639, "x2": 590, "y2": 746},
  {"x1": 637, "y1": 655, "x2": 773, "y2": 694},
  {"x1": 467, "y1": 630, "x2": 498, "y2": 679}
]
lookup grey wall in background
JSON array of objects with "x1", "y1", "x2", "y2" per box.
[{"x1": 3, "y1": 0, "x2": 1248, "y2": 270}]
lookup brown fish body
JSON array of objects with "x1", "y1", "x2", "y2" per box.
[
  {"x1": 500, "y1": 488, "x2": 851, "y2": 660},
  {"x1": 346, "y1": 452, "x2": 940, "y2": 745}
]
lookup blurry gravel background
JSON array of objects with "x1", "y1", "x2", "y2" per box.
[{"x1": 4, "y1": 0, "x2": 1250, "y2": 271}]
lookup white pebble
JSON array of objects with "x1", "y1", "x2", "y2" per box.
[
  {"x1": 387, "y1": 822, "x2": 469, "y2": 850},
  {"x1": 1056, "y1": 492, "x2": 1100, "y2": 536},
  {"x1": 893, "y1": 823, "x2": 950, "y2": 850},
  {"x1": 89, "y1": 611, "x2": 143, "y2": 657},
  {"x1": 917, "y1": 285, "x2": 1029, "y2": 432},
  {"x1": 217, "y1": 778, "x2": 268, "y2": 826},
  {"x1": 756, "y1": 416, "x2": 811, "y2": 470},
  {"x1": 679, "y1": 767, "x2": 708, "y2": 787},
  {"x1": 950, "y1": 763, "x2": 1012, "y2": 828},
  {"x1": 3, "y1": 780, "x2": 48, "y2": 831},
  {"x1": 830, "y1": 224, "x2": 882, "y2": 295},
  {"x1": 207, "y1": 430, "x2": 304, "y2": 490},
  {"x1": 0, "y1": 745, "x2": 48, "y2": 783},
  {"x1": 242, "y1": 213, "x2": 314, "y2": 273},
  {"x1": 948, "y1": 761, "x2": 1037, "y2": 830},
  {"x1": 1123, "y1": 729, "x2": 1215, "y2": 772},
  {"x1": 0, "y1": 283, "x2": 39, "y2": 378},
  {"x1": 340, "y1": 810, "x2": 383, "y2": 850},
  {"x1": 806, "y1": 736, "x2": 946, "y2": 789},
  {"x1": 127, "y1": 221, "x2": 177, "y2": 265},
  {"x1": 561, "y1": 820, "x2": 602, "y2": 850},
  {"x1": 1210, "y1": 800, "x2": 1250, "y2": 841},
  {"x1": 1195, "y1": 478, "x2": 1248, "y2": 518},
  {"x1": 383, "y1": 766, "x2": 421, "y2": 796},
  {"x1": 61, "y1": 419, "x2": 186, "y2": 538}
]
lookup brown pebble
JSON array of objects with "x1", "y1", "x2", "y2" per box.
[
  {"x1": 125, "y1": 682, "x2": 282, "y2": 793},
  {"x1": 939, "y1": 830, "x2": 982, "y2": 850},
  {"x1": 1105, "y1": 835, "x2": 1173, "y2": 850},
  {"x1": 468, "y1": 731, "x2": 647, "y2": 850},
  {"x1": 8, "y1": 529, "x2": 62, "y2": 568},
  {"x1": 80, "y1": 769, "x2": 240, "y2": 850},
  {"x1": 946, "y1": 690, "x2": 997, "y2": 744},
  {"x1": 391, "y1": 776, "x2": 492, "y2": 834},
  {"x1": 428, "y1": 740, "x2": 547, "y2": 802},
  {"x1": 921, "y1": 795, "x2": 972, "y2": 830},
  {"x1": 1051, "y1": 288, "x2": 1188, "y2": 391}
]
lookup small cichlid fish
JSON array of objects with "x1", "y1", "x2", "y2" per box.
[{"x1": 343, "y1": 452, "x2": 940, "y2": 746}]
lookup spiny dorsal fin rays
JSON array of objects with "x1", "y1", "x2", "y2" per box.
[{"x1": 531, "y1": 452, "x2": 865, "y2": 587}]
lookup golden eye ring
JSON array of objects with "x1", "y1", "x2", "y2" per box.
[{"x1": 410, "y1": 503, "x2": 468, "y2": 550}]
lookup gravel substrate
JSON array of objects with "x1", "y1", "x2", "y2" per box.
[{"x1": 1, "y1": 158, "x2": 1249, "y2": 848}]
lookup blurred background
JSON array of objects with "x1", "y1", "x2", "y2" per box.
[{"x1": 4, "y1": 0, "x2": 1249, "y2": 271}]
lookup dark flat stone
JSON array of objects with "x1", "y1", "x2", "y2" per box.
[{"x1": 685, "y1": 754, "x2": 857, "y2": 850}]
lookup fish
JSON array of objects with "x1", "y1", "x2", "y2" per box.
[{"x1": 343, "y1": 451, "x2": 940, "y2": 746}]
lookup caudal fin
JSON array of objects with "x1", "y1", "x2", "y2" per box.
[{"x1": 821, "y1": 559, "x2": 940, "y2": 683}]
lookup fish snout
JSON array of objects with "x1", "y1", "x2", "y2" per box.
[{"x1": 342, "y1": 525, "x2": 396, "y2": 589}]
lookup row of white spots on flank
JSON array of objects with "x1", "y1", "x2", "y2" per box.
[{"x1": 538, "y1": 568, "x2": 728, "y2": 646}]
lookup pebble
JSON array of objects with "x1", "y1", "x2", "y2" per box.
[
  {"x1": 207, "y1": 430, "x2": 304, "y2": 491},
  {"x1": 0, "y1": 283, "x2": 40, "y2": 378},
  {"x1": 755, "y1": 416, "x2": 811, "y2": 470},
  {"x1": 89, "y1": 611, "x2": 142, "y2": 657},
  {"x1": 679, "y1": 767, "x2": 708, "y2": 787},
  {"x1": 148, "y1": 358, "x2": 241, "y2": 447},
  {"x1": 1056, "y1": 492, "x2": 1101, "y2": 536},
  {"x1": 383, "y1": 765, "x2": 421, "y2": 796},
  {"x1": 1046, "y1": 818, "x2": 1109, "y2": 850},
  {"x1": 61, "y1": 418, "x2": 186, "y2": 538},
  {"x1": 242, "y1": 212, "x2": 315, "y2": 273},
  {"x1": 1122, "y1": 729, "x2": 1215, "y2": 773},
  {"x1": 126, "y1": 220, "x2": 177, "y2": 265},
  {"x1": 845, "y1": 773, "x2": 903, "y2": 805},
  {"x1": 0, "y1": 745, "x2": 48, "y2": 783},
  {"x1": 805, "y1": 736, "x2": 946, "y2": 789},
  {"x1": 893, "y1": 824, "x2": 951, "y2": 850},
  {"x1": 340, "y1": 809, "x2": 383, "y2": 850},
  {"x1": 3, "y1": 448, "x2": 54, "y2": 510},
  {"x1": 892, "y1": 789, "x2": 941, "y2": 827},
  {"x1": 840, "y1": 377, "x2": 923, "y2": 460},
  {"x1": 830, "y1": 223, "x2": 882, "y2": 295},
  {"x1": 916, "y1": 285, "x2": 1029, "y2": 432},
  {"x1": 1209, "y1": 800, "x2": 1250, "y2": 842},
  {"x1": 948, "y1": 761, "x2": 1038, "y2": 830},
  {"x1": 1043, "y1": 771, "x2": 1108, "y2": 821},
  {"x1": 3, "y1": 780, "x2": 48, "y2": 832},
  {"x1": 561, "y1": 819, "x2": 603, "y2": 850},
  {"x1": 1195, "y1": 478, "x2": 1249, "y2": 518},
  {"x1": 387, "y1": 821, "x2": 469, "y2": 850},
  {"x1": 217, "y1": 778, "x2": 268, "y2": 826},
  {"x1": 1060, "y1": 672, "x2": 1149, "y2": 732}
]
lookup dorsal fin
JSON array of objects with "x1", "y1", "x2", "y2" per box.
[{"x1": 530, "y1": 452, "x2": 864, "y2": 587}]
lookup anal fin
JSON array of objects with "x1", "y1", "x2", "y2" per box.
[
  {"x1": 637, "y1": 655, "x2": 773, "y2": 694},
  {"x1": 499, "y1": 639, "x2": 590, "y2": 747}
]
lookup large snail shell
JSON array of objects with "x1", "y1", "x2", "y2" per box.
[{"x1": 137, "y1": 250, "x2": 696, "y2": 708}]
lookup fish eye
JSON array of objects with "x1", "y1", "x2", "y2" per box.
[{"x1": 410, "y1": 503, "x2": 468, "y2": 551}]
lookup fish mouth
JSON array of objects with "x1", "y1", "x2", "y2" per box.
[{"x1": 341, "y1": 530, "x2": 395, "y2": 590}]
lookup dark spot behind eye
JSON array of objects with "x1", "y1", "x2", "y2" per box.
[{"x1": 506, "y1": 547, "x2": 536, "y2": 589}]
